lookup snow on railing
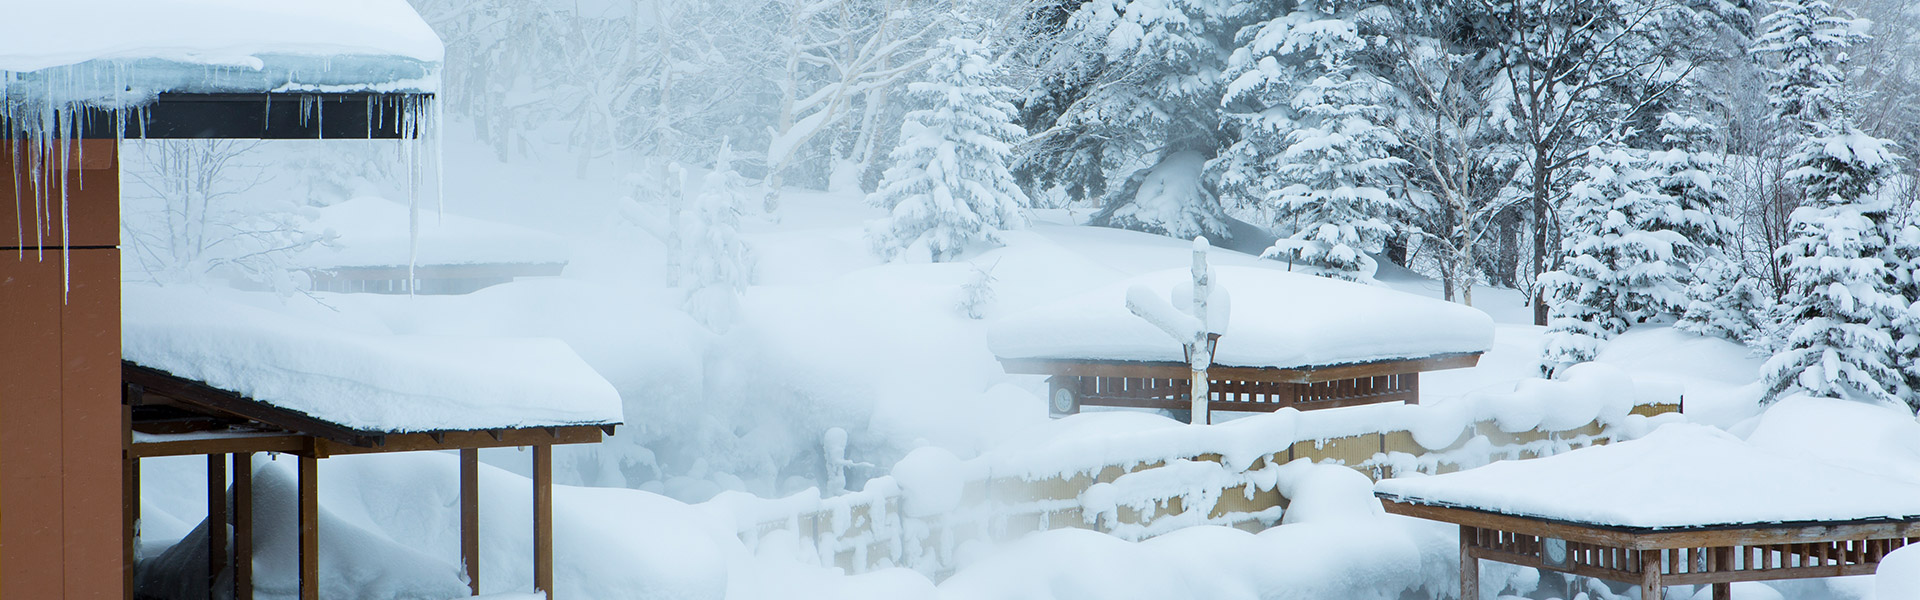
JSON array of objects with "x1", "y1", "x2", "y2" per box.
[{"x1": 704, "y1": 363, "x2": 1684, "y2": 577}]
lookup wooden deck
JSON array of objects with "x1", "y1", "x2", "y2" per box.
[{"x1": 1004, "y1": 354, "x2": 1479, "y2": 419}]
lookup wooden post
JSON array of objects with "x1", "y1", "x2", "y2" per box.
[
  {"x1": 299, "y1": 453, "x2": 318, "y2": 600},
  {"x1": 1460, "y1": 525, "x2": 1478, "y2": 600},
  {"x1": 123, "y1": 401, "x2": 139, "y2": 600},
  {"x1": 1641, "y1": 550, "x2": 1664, "y2": 600},
  {"x1": 534, "y1": 444, "x2": 554, "y2": 597},
  {"x1": 208, "y1": 453, "x2": 229, "y2": 594},
  {"x1": 461, "y1": 448, "x2": 480, "y2": 596},
  {"x1": 233, "y1": 453, "x2": 253, "y2": 600}
]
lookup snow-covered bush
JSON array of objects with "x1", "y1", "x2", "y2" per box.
[
  {"x1": 682, "y1": 144, "x2": 755, "y2": 331},
  {"x1": 868, "y1": 36, "x2": 1030, "y2": 263}
]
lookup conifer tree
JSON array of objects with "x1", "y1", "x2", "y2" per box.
[
  {"x1": 1761, "y1": 128, "x2": 1903, "y2": 404},
  {"x1": 1541, "y1": 146, "x2": 1696, "y2": 375},
  {"x1": 869, "y1": 36, "x2": 1031, "y2": 262},
  {"x1": 1754, "y1": 0, "x2": 1907, "y2": 405},
  {"x1": 1259, "y1": 55, "x2": 1408, "y2": 282},
  {"x1": 683, "y1": 143, "x2": 755, "y2": 331}
]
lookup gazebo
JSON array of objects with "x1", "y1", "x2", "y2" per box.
[
  {"x1": 1374, "y1": 424, "x2": 1920, "y2": 600},
  {"x1": 122, "y1": 284, "x2": 622, "y2": 599},
  {"x1": 988, "y1": 266, "x2": 1494, "y2": 421}
]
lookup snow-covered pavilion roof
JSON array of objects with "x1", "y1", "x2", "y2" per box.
[
  {"x1": 122, "y1": 283, "x2": 620, "y2": 434},
  {"x1": 0, "y1": 0, "x2": 442, "y2": 100},
  {"x1": 1374, "y1": 423, "x2": 1920, "y2": 530},
  {"x1": 296, "y1": 197, "x2": 570, "y2": 270},
  {"x1": 987, "y1": 266, "x2": 1494, "y2": 370}
]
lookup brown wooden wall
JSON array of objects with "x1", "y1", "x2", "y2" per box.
[{"x1": 0, "y1": 139, "x2": 124, "y2": 598}]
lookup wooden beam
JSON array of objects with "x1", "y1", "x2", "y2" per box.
[
  {"x1": 207, "y1": 454, "x2": 229, "y2": 594},
  {"x1": 998, "y1": 353, "x2": 1483, "y2": 383},
  {"x1": 129, "y1": 434, "x2": 307, "y2": 458},
  {"x1": 298, "y1": 453, "x2": 318, "y2": 600},
  {"x1": 461, "y1": 449, "x2": 480, "y2": 596},
  {"x1": 534, "y1": 445, "x2": 554, "y2": 598},
  {"x1": 313, "y1": 427, "x2": 603, "y2": 457},
  {"x1": 233, "y1": 453, "x2": 253, "y2": 600}
]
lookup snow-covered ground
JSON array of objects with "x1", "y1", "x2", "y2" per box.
[{"x1": 125, "y1": 126, "x2": 1920, "y2": 600}]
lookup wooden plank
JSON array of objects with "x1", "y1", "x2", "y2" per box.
[
  {"x1": 208, "y1": 453, "x2": 229, "y2": 593},
  {"x1": 461, "y1": 448, "x2": 480, "y2": 596},
  {"x1": 1, "y1": 243, "x2": 68, "y2": 600},
  {"x1": 534, "y1": 445, "x2": 555, "y2": 597},
  {"x1": 123, "y1": 404, "x2": 137, "y2": 600},
  {"x1": 299, "y1": 453, "x2": 318, "y2": 600},
  {"x1": 234, "y1": 453, "x2": 254, "y2": 600}
]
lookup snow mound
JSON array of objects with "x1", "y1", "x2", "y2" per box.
[
  {"x1": 1880, "y1": 544, "x2": 1920, "y2": 600},
  {"x1": 137, "y1": 460, "x2": 468, "y2": 600},
  {"x1": 298, "y1": 196, "x2": 571, "y2": 269},
  {"x1": 123, "y1": 283, "x2": 622, "y2": 433},
  {"x1": 1376, "y1": 423, "x2": 1920, "y2": 529},
  {"x1": 988, "y1": 266, "x2": 1493, "y2": 369}
]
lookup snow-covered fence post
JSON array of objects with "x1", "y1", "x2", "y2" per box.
[
  {"x1": 1125, "y1": 237, "x2": 1227, "y2": 424},
  {"x1": 1188, "y1": 238, "x2": 1214, "y2": 424}
]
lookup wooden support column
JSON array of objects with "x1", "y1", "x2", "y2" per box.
[
  {"x1": 1460, "y1": 525, "x2": 1478, "y2": 600},
  {"x1": 208, "y1": 453, "x2": 229, "y2": 594},
  {"x1": 1641, "y1": 550, "x2": 1664, "y2": 600},
  {"x1": 299, "y1": 453, "x2": 318, "y2": 600},
  {"x1": 461, "y1": 448, "x2": 480, "y2": 595},
  {"x1": 233, "y1": 453, "x2": 253, "y2": 600},
  {"x1": 534, "y1": 444, "x2": 554, "y2": 597},
  {"x1": 124, "y1": 400, "x2": 139, "y2": 600},
  {"x1": 1712, "y1": 547, "x2": 1731, "y2": 600}
]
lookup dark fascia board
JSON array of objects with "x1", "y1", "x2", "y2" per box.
[
  {"x1": 122, "y1": 361, "x2": 620, "y2": 449},
  {"x1": 3, "y1": 92, "x2": 433, "y2": 140}
]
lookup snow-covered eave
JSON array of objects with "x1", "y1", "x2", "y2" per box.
[
  {"x1": 125, "y1": 360, "x2": 621, "y2": 444},
  {"x1": 301, "y1": 260, "x2": 570, "y2": 272},
  {"x1": 1375, "y1": 493, "x2": 1920, "y2": 535},
  {"x1": 999, "y1": 351, "x2": 1484, "y2": 380}
]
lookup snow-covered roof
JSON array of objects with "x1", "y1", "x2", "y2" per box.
[
  {"x1": 297, "y1": 197, "x2": 570, "y2": 269},
  {"x1": 122, "y1": 283, "x2": 621, "y2": 433},
  {"x1": 987, "y1": 266, "x2": 1494, "y2": 370},
  {"x1": 0, "y1": 0, "x2": 441, "y2": 105},
  {"x1": 1374, "y1": 423, "x2": 1920, "y2": 529}
]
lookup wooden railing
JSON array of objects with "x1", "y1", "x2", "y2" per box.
[{"x1": 1058, "y1": 372, "x2": 1417, "y2": 415}]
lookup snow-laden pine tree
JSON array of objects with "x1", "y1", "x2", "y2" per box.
[
  {"x1": 1647, "y1": 113, "x2": 1739, "y2": 315},
  {"x1": 1677, "y1": 257, "x2": 1772, "y2": 345},
  {"x1": 1019, "y1": 0, "x2": 1240, "y2": 239},
  {"x1": 868, "y1": 36, "x2": 1030, "y2": 263},
  {"x1": 1761, "y1": 128, "x2": 1903, "y2": 404},
  {"x1": 682, "y1": 143, "x2": 754, "y2": 332},
  {"x1": 1750, "y1": 0, "x2": 1869, "y2": 132},
  {"x1": 1259, "y1": 55, "x2": 1407, "y2": 282},
  {"x1": 1214, "y1": 9, "x2": 1359, "y2": 223},
  {"x1": 1541, "y1": 146, "x2": 1696, "y2": 375},
  {"x1": 1888, "y1": 225, "x2": 1920, "y2": 410},
  {"x1": 1754, "y1": 0, "x2": 1909, "y2": 406}
]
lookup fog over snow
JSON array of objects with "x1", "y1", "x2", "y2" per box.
[{"x1": 67, "y1": 0, "x2": 1920, "y2": 598}]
